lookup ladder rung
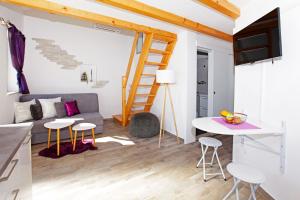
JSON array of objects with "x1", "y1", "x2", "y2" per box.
[
  {"x1": 152, "y1": 35, "x2": 172, "y2": 43},
  {"x1": 142, "y1": 74, "x2": 156, "y2": 77},
  {"x1": 135, "y1": 93, "x2": 155, "y2": 97},
  {"x1": 149, "y1": 49, "x2": 170, "y2": 55},
  {"x1": 130, "y1": 110, "x2": 145, "y2": 115},
  {"x1": 138, "y1": 84, "x2": 152, "y2": 87},
  {"x1": 144, "y1": 61, "x2": 167, "y2": 67},
  {"x1": 132, "y1": 102, "x2": 152, "y2": 107}
]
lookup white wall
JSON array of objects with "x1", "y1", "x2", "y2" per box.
[
  {"x1": 233, "y1": 1, "x2": 300, "y2": 199},
  {"x1": 1, "y1": 0, "x2": 234, "y2": 144},
  {"x1": 23, "y1": 16, "x2": 133, "y2": 118},
  {"x1": 0, "y1": 5, "x2": 23, "y2": 124},
  {"x1": 151, "y1": 30, "x2": 233, "y2": 143}
]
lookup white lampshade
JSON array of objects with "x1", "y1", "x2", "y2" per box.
[{"x1": 156, "y1": 70, "x2": 175, "y2": 84}]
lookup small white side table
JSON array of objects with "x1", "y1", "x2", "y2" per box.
[
  {"x1": 44, "y1": 120, "x2": 75, "y2": 156},
  {"x1": 72, "y1": 123, "x2": 96, "y2": 151}
]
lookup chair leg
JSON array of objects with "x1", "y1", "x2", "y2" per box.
[
  {"x1": 249, "y1": 184, "x2": 258, "y2": 200},
  {"x1": 197, "y1": 144, "x2": 204, "y2": 167},
  {"x1": 210, "y1": 148, "x2": 216, "y2": 166},
  {"x1": 47, "y1": 128, "x2": 51, "y2": 148},
  {"x1": 215, "y1": 148, "x2": 226, "y2": 180},
  {"x1": 202, "y1": 145, "x2": 208, "y2": 181},
  {"x1": 222, "y1": 178, "x2": 240, "y2": 200},
  {"x1": 73, "y1": 130, "x2": 77, "y2": 151},
  {"x1": 234, "y1": 178, "x2": 240, "y2": 200},
  {"x1": 197, "y1": 144, "x2": 208, "y2": 167}
]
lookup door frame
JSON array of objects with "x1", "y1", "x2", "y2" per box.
[{"x1": 197, "y1": 47, "x2": 214, "y2": 117}]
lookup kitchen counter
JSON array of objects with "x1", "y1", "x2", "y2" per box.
[{"x1": 0, "y1": 122, "x2": 33, "y2": 177}]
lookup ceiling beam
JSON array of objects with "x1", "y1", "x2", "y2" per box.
[
  {"x1": 197, "y1": 0, "x2": 240, "y2": 19},
  {"x1": 0, "y1": 0, "x2": 176, "y2": 41},
  {"x1": 96, "y1": 0, "x2": 233, "y2": 42}
]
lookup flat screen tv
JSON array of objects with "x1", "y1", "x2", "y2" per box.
[{"x1": 233, "y1": 8, "x2": 282, "y2": 65}]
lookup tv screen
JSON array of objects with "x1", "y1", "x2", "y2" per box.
[{"x1": 233, "y1": 8, "x2": 282, "y2": 65}]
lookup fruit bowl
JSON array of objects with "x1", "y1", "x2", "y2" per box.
[
  {"x1": 224, "y1": 113, "x2": 247, "y2": 125},
  {"x1": 219, "y1": 110, "x2": 247, "y2": 125}
]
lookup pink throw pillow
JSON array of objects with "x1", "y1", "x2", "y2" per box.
[{"x1": 64, "y1": 100, "x2": 80, "y2": 117}]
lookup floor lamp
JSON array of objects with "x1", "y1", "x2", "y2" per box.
[{"x1": 156, "y1": 70, "x2": 180, "y2": 148}]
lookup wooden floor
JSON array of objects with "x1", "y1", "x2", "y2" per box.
[{"x1": 31, "y1": 119, "x2": 273, "y2": 200}]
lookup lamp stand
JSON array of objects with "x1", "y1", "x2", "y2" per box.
[{"x1": 159, "y1": 84, "x2": 180, "y2": 148}]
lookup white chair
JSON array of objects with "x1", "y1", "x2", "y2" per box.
[
  {"x1": 223, "y1": 163, "x2": 265, "y2": 200},
  {"x1": 196, "y1": 137, "x2": 226, "y2": 182}
]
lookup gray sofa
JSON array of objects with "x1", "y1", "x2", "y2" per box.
[{"x1": 19, "y1": 93, "x2": 103, "y2": 144}]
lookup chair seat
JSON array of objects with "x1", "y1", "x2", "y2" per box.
[
  {"x1": 199, "y1": 137, "x2": 222, "y2": 147},
  {"x1": 227, "y1": 163, "x2": 265, "y2": 184}
]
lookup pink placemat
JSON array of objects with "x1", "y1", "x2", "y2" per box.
[{"x1": 212, "y1": 117, "x2": 261, "y2": 130}]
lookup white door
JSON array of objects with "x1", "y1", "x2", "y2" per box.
[{"x1": 212, "y1": 51, "x2": 234, "y2": 115}]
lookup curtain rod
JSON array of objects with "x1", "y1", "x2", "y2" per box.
[{"x1": 0, "y1": 17, "x2": 12, "y2": 28}]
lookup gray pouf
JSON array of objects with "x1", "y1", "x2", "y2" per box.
[{"x1": 129, "y1": 112, "x2": 160, "y2": 138}]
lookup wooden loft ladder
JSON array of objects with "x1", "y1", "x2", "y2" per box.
[{"x1": 113, "y1": 31, "x2": 177, "y2": 126}]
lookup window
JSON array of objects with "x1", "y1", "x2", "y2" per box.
[{"x1": 7, "y1": 32, "x2": 18, "y2": 93}]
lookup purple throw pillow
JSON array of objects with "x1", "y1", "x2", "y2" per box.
[{"x1": 64, "y1": 100, "x2": 80, "y2": 117}]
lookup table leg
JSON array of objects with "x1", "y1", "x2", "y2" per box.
[
  {"x1": 82, "y1": 130, "x2": 84, "y2": 142},
  {"x1": 69, "y1": 126, "x2": 73, "y2": 145},
  {"x1": 73, "y1": 130, "x2": 77, "y2": 151},
  {"x1": 91, "y1": 128, "x2": 96, "y2": 145},
  {"x1": 47, "y1": 128, "x2": 51, "y2": 148},
  {"x1": 57, "y1": 129, "x2": 60, "y2": 156}
]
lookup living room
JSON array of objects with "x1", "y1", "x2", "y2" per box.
[{"x1": 0, "y1": 0, "x2": 299, "y2": 200}]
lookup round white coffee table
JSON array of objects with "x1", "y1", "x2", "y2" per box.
[
  {"x1": 44, "y1": 120, "x2": 75, "y2": 156},
  {"x1": 72, "y1": 123, "x2": 96, "y2": 151}
]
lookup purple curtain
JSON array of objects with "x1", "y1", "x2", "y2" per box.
[{"x1": 8, "y1": 24, "x2": 29, "y2": 94}]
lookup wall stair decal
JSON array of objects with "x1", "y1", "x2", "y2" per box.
[{"x1": 32, "y1": 38, "x2": 83, "y2": 69}]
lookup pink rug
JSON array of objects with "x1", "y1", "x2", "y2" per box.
[
  {"x1": 212, "y1": 117, "x2": 260, "y2": 130},
  {"x1": 39, "y1": 140, "x2": 97, "y2": 159}
]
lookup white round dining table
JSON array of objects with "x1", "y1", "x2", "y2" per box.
[{"x1": 192, "y1": 117, "x2": 282, "y2": 136}]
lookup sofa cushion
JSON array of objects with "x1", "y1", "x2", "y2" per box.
[
  {"x1": 39, "y1": 97, "x2": 61, "y2": 119},
  {"x1": 30, "y1": 104, "x2": 43, "y2": 120},
  {"x1": 54, "y1": 102, "x2": 66, "y2": 118},
  {"x1": 14, "y1": 99, "x2": 36, "y2": 123},
  {"x1": 65, "y1": 100, "x2": 80, "y2": 116}
]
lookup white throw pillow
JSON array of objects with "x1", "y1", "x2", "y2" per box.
[
  {"x1": 14, "y1": 99, "x2": 36, "y2": 123},
  {"x1": 39, "y1": 97, "x2": 62, "y2": 119}
]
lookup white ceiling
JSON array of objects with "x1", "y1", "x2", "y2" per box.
[
  {"x1": 0, "y1": 0, "x2": 253, "y2": 36},
  {"x1": 139, "y1": 0, "x2": 235, "y2": 34},
  {"x1": 229, "y1": 0, "x2": 251, "y2": 9}
]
